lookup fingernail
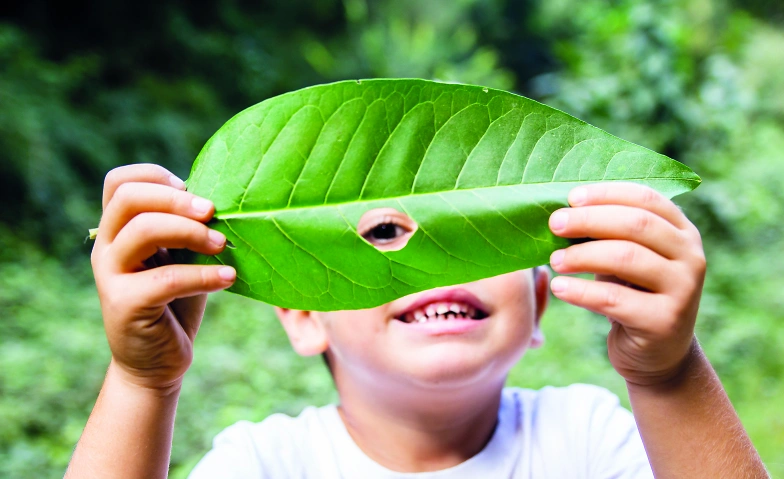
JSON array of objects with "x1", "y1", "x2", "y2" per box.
[
  {"x1": 550, "y1": 211, "x2": 568, "y2": 232},
  {"x1": 569, "y1": 187, "x2": 587, "y2": 206},
  {"x1": 208, "y1": 229, "x2": 226, "y2": 247},
  {"x1": 170, "y1": 175, "x2": 186, "y2": 189},
  {"x1": 551, "y1": 276, "x2": 568, "y2": 293},
  {"x1": 218, "y1": 267, "x2": 236, "y2": 281},
  {"x1": 192, "y1": 197, "x2": 212, "y2": 215},
  {"x1": 550, "y1": 249, "x2": 565, "y2": 267}
]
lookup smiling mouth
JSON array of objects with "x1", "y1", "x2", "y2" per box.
[{"x1": 396, "y1": 301, "x2": 489, "y2": 324}]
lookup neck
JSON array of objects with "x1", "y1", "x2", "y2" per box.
[{"x1": 334, "y1": 373, "x2": 504, "y2": 473}]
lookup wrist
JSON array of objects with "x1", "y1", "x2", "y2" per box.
[
  {"x1": 625, "y1": 337, "x2": 701, "y2": 393},
  {"x1": 107, "y1": 360, "x2": 184, "y2": 399}
]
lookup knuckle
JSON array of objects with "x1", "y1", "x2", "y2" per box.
[
  {"x1": 692, "y1": 250, "x2": 707, "y2": 275},
  {"x1": 640, "y1": 186, "x2": 661, "y2": 208},
  {"x1": 128, "y1": 213, "x2": 157, "y2": 239},
  {"x1": 572, "y1": 281, "x2": 589, "y2": 303},
  {"x1": 673, "y1": 229, "x2": 689, "y2": 248},
  {"x1": 630, "y1": 212, "x2": 651, "y2": 235},
  {"x1": 679, "y1": 228, "x2": 707, "y2": 274},
  {"x1": 604, "y1": 283, "x2": 622, "y2": 309},
  {"x1": 615, "y1": 244, "x2": 637, "y2": 270},
  {"x1": 135, "y1": 163, "x2": 168, "y2": 182},
  {"x1": 155, "y1": 267, "x2": 180, "y2": 292},
  {"x1": 689, "y1": 223, "x2": 704, "y2": 245},
  {"x1": 113, "y1": 182, "x2": 134, "y2": 204},
  {"x1": 573, "y1": 208, "x2": 589, "y2": 231},
  {"x1": 668, "y1": 263, "x2": 703, "y2": 302},
  {"x1": 104, "y1": 167, "x2": 122, "y2": 190},
  {"x1": 144, "y1": 163, "x2": 170, "y2": 178},
  {"x1": 199, "y1": 268, "x2": 212, "y2": 288},
  {"x1": 175, "y1": 217, "x2": 204, "y2": 246},
  {"x1": 167, "y1": 187, "x2": 183, "y2": 211},
  {"x1": 194, "y1": 223, "x2": 211, "y2": 244},
  {"x1": 593, "y1": 184, "x2": 609, "y2": 202}
]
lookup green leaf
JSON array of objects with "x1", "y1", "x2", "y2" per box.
[{"x1": 184, "y1": 79, "x2": 700, "y2": 311}]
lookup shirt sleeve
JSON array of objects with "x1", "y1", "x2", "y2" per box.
[
  {"x1": 188, "y1": 421, "x2": 268, "y2": 479},
  {"x1": 577, "y1": 384, "x2": 654, "y2": 479},
  {"x1": 525, "y1": 384, "x2": 653, "y2": 479},
  {"x1": 188, "y1": 415, "x2": 308, "y2": 479}
]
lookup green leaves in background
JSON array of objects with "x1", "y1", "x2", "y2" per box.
[
  {"x1": 6, "y1": 2, "x2": 784, "y2": 475},
  {"x1": 185, "y1": 79, "x2": 700, "y2": 310}
]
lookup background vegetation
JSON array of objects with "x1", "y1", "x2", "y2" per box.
[{"x1": 1, "y1": 0, "x2": 782, "y2": 476}]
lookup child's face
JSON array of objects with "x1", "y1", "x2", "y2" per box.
[{"x1": 277, "y1": 268, "x2": 549, "y2": 392}]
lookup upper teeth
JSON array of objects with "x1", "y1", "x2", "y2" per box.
[{"x1": 401, "y1": 302, "x2": 481, "y2": 323}]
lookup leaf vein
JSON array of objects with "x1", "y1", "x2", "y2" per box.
[
  {"x1": 496, "y1": 111, "x2": 531, "y2": 186},
  {"x1": 394, "y1": 199, "x2": 488, "y2": 268},
  {"x1": 237, "y1": 104, "x2": 306, "y2": 212},
  {"x1": 286, "y1": 104, "x2": 345, "y2": 207},
  {"x1": 409, "y1": 101, "x2": 480, "y2": 194},
  {"x1": 224, "y1": 221, "x2": 309, "y2": 297},
  {"x1": 323, "y1": 101, "x2": 375, "y2": 203},
  {"x1": 456, "y1": 107, "x2": 516, "y2": 189},
  {"x1": 438, "y1": 193, "x2": 523, "y2": 259},
  {"x1": 215, "y1": 176, "x2": 698, "y2": 220}
]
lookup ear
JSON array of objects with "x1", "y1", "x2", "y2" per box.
[
  {"x1": 274, "y1": 307, "x2": 329, "y2": 356},
  {"x1": 530, "y1": 266, "x2": 551, "y2": 349}
]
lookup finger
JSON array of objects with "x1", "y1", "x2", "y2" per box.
[
  {"x1": 549, "y1": 240, "x2": 672, "y2": 293},
  {"x1": 131, "y1": 264, "x2": 236, "y2": 307},
  {"x1": 567, "y1": 183, "x2": 692, "y2": 231},
  {"x1": 111, "y1": 213, "x2": 226, "y2": 271},
  {"x1": 148, "y1": 247, "x2": 174, "y2": 268},
  {"x1": 550, "y1": 275, "x2": 666, "y2": 331},
  {"x1": 103, "y1": 164, "x2": 186, "y2": 210},
  {"x1": 594, "y1": 274, "x2": 643, "y2": 290},
  {"x1": 170, "y1": 295, "x2": 208, "y2": 341},
  {"x1": 145, "y1": 249, "x2": 209, "y2": 340},
  {"x1": 549, "y1": 205, "x2": 687, "y2": 259},
  {"x1": 99, "y1": 182, "x2": 214, "y2": 242}
]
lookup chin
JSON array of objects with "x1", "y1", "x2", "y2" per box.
[{"x1": 399, "y1": 345, "x2": 515, "y2": 390}]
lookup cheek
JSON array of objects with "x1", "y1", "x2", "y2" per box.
[
  {"x1": 482, "y1": 272, "x2": 539, "y2": 346},
  {"x1": 484, "y1": 271, "x2": 537, "y2": 317},
  {"x1": 322, "y1": 310, "x2": 390, "y2": 364}
]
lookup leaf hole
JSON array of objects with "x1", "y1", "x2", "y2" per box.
[
  {"x1": 226, "y1": 239, "x2": 236, "y2": 249},
  {"x1": 356, "y1": 208, "x2": 417, "y2": 252}
]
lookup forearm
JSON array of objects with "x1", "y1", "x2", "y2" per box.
[
  {"x1": 65, "y1": 361, "x2": 181, "y2": 479},
  {"x1": 627, "y1": 341, "x2": 768, "y2": 479}
]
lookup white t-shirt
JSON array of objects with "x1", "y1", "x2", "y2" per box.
[{"x1": 189, "y1": 384, "x2": 653, "y2": 478}]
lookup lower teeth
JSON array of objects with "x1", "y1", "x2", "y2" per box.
[{"x1": 412, "y1": 313, "x2": 474, "y2": 323}]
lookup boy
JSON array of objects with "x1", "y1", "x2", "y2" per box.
[{"x1": 66, "y1": 163, "x2": 767, "y2": 478}]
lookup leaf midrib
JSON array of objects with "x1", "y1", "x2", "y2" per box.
[{"x1": 214, "y1": 175, "x2": 699, "y2": 220}]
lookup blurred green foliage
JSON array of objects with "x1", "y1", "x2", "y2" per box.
[{"x1": 1, "y1": 0, "x2": 782, "y2": 476}]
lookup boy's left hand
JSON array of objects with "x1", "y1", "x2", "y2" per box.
[{"x1": 548, "y1": 183, "x2": 706, "y2": 387}]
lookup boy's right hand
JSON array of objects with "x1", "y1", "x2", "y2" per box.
[{"x1": 90, "y1": 164, "x2": 236, "y2": 392}]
